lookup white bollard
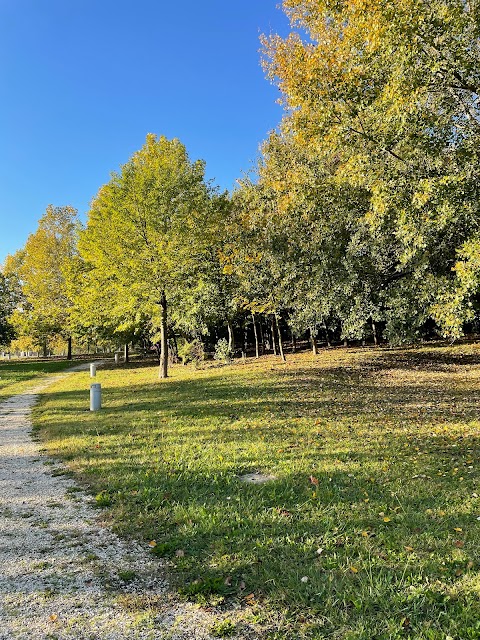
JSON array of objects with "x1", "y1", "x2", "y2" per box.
[
  {"x1": 90, "y1": 363, "x2": 97, "y2": 377},
  {"x1": 90, "y1": 383, "x2": 102, "y2": 411},
  {"x1": 114, "y1": 352, "x2": 120, "y2": 364}
]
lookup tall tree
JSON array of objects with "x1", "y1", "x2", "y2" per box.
[
  {"x1": 260, "y1": 0, "x2": 480, "y2": 339},
  {"x1": 77, "y1": 134, "x2": 215, "y2": 378},
  {"x1": 4, "y1": 206, "x2": 79, "y2": 357},
  {"x1": 0, "y1": 271, "x2": 15, "y2": 346}
]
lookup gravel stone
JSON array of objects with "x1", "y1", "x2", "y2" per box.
[{"x1": 0, "y1": 366, "x2": 248, "y2": 639}]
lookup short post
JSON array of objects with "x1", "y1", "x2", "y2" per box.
[
  {"x1": 90, "y1": 383, "x2": 102, "y2": 411},
  {"x1": 90, "y1": 363, "x2": 97, "y2": 377},
  {"x1": 114, "y1": 352, "x2": 120, "y2": 365}
]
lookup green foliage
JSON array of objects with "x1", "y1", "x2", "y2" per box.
[
  {"x1": 74, "y1": 134, "x2": 220, "y2": 375},
  {"x1": 213, "y1": 338, "x2": 232, "y2": 363},
  {"x1": 0, "y1": 272, "x2": 16, "y2": 346},
  {"x1": 210, "y1": 619, "x2": 237, "y2": 637},
  {"x1": 249, "y1": 0, "x2": 480, "y2": 341},
  {"x1": 117, "y1": 569, "x2": 137, "y2": 583},
  {"x1": 7, "y1": 2, "x2": 480, "y2": 354},
  {"x1": 177, "y1": 338, "x2": 204, "y2": 365},
  {"x1": 180, "y1": 576, "x2": 228, "y2": 600},
  {"x1": 95, "y1": 491, "x2": 113, "y2": 507},
  {"x1": 3, "y1": 206, "x2": 79, "y2": 354}
]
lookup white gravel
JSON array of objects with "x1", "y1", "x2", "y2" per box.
[{"x1": 0, "y1": 367, "x2": 250, "y2": 639}]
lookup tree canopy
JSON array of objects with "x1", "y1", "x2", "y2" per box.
[
  {"x1": 0, "y1": 272, "x2": 15, "y2": 346},
  {"x1": 74, "y1": 134, "x2": 220, "y2": 376},
  {"x1": 4, "y1": 3, "x2": 480, "y2": 357},
  {"x1": 4, "y1": 205, "x2": 79, "y2": 356}
]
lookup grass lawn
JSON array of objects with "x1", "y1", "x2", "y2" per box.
[
  {"x1": 32, "y1": 344, "x2": 480, "y2": 639},
  {"x1": 0, "y1": 358, "x2": 83, "y2": 398}
]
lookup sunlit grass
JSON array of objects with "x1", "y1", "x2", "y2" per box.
[
  {"x1": 0, "y1": 359, "x2": 82, "y2": 398},
  {"x1": 32, "y1": 344, "x2": 480, "y2": 639}
]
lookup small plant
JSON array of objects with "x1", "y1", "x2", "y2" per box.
[
  {"x1": 210, "y1": 618, "x2": 237, "y2": 637},
  {"x1": 118, "y1": 569, "x2": 137, "y2": 582},
  {"x1": 178, "y1": 338, "x2": 205, "y2": 366},
  {"x1": 214, "y1": 338, "x2": 232, "y2": 363},
  {"x1": 94, "y1": 491, "x2": 112, "y2": 507},
  {"x1": 150, "y1": 540, "x2": 178, "y2": 557}
]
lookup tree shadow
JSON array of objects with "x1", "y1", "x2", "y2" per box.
[{"x1": 33, "y1": 348, "x2": 480, "y2": 637}]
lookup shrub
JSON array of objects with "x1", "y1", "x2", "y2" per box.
[
  {"x1": 214, "y1": 338, "x2": 232, "y2": 363},
  {"x1": 178, "y1": 338, "x2": 204, "y2": 366}
]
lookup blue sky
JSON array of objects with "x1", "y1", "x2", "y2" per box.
[{"x1": 0, "y1": 1, "x2": 290, "y2": 263}]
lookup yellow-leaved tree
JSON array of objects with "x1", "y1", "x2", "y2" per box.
[
  {"x1": 4, "y1": 205, "x2": 79, "y2": 357},
  {"x1": 75, "y1": 134, "x2": 216, "y2": 378}
]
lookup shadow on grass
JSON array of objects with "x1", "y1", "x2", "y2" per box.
[{"x1": 34, "y1": 347, "x2": 480, "y2": 638}]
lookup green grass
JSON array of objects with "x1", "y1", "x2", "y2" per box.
[
  {"x1": 0, "y1": 359, "x2": 83, "y2": 398},
  {"x1": 32, "y1": 345, "x2": 480, "y2": 639}
]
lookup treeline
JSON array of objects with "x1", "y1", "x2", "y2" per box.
[{"x1": 1, "y1": 0, "x2": 480, "y2": 374}]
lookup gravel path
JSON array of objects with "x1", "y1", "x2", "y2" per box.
[{"x1": 0, "y1": 367, "x2": 243, "y2": 639}]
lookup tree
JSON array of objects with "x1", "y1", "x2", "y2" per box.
[
  {"x1": 77, "y1": 134, "x2": 216, "y2": 378},
  {"x1": 4, "y1": 206, "x2": 79, "y2": 357},
  {"x1": 0, "y1": 271, "x2": 15, "y2": 346},
  {"x1": 260, "y1": 0, "x2": 480, "y2": 339}
]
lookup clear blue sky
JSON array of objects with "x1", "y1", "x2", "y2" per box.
[{"x1": 0, "y1": 0, "x2": 290, "y2": 264}]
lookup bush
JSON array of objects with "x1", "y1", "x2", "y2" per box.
[
  {"x1": 214, "y1": 338, "x2": 232, "y2": 363},
  {"x1": 178, "y1": 338, "x2": 204, "y2": 366}
]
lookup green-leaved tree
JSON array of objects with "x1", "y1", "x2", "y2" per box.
[{"x1": 77, "y1": 134, "x2": 215, "y2": 377}]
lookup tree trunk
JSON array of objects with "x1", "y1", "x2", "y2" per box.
[
  {"x1": 276, "y1": 314, "x2": 286, "y2": 362},
  {"x1": 124, "y1": 342, "x2": 129, "y2": 363},
  {"x1": 371, "y1": 319, "x2": 378, "y2": 346},
  {"x1": 159, "y1": 291, "x2": 168, "y2": 379},
  {"x1": 310, "y1": 327, "x2": 318, "y2": 355},
  {"x1": 323, "y1": 320, "x2": 331, "y2": 347},
  {"x1": 291, "y1": 328, "x2": 296, "y2": 353},
  {"x1": 258, "y1": 315, "x2": 265, "y2": 355},
  {"x1": 43, "y1": 342, "x2": 48, "y2": 358},
  {"x1": 270, "y1": 315, "x2": 278, "y2": 356},
  {"x1": 227, "y1": 321, "x2": 235, "y2": 354},
  {"x1": 344, "y1": 338, "x2": 348, "y2": 347},
  {"x1": 67, "y1": 337, "x2": 72, "y2": 361},
  {"x1": 252, "y1": 314, "x2": 259, "y2": 358}
]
